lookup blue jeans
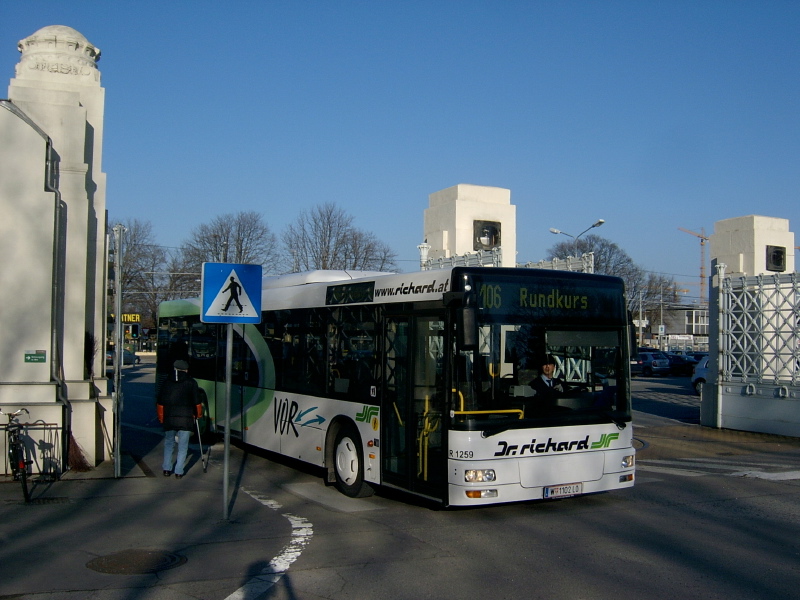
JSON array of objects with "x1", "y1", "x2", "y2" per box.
[{"x1": 162, "y1": 430, "x2": 191, "y2": 475}]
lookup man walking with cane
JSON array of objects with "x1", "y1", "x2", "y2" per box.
[{"x1": 157, "y1": 359, "x2": 203, "y2": 479}]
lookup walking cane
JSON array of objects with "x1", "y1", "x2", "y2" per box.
[{"x1": 195, "y1": 417, "x2": 208, "y2": 473}]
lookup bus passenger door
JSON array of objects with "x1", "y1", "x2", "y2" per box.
[{"x1": 381, "y1": 314, "x2": 446, "y2": 499}]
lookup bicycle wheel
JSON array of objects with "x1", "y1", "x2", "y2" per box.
[
  {"x1": 18, "y1": 462, "x2": 31, "y2": 503},
  {"x1": 11, "y1": 442, "x2": 31, "y2": 503}
]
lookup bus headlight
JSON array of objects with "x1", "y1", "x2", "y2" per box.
[
  {"x1": 621, "y1": 455, "x2": 635, "y2": 469},
  {"x1": 465, "y1": 469, "x2": 496, "y2": 483}
]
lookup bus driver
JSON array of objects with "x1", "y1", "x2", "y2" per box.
[{"x1": 530, "y1": 354, "x2": 566, "y2": 406}]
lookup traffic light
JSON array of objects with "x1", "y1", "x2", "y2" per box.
[
  {"x1": 123, "y1": 324, "x2": 132, "y2": 339},
  {"x1": 130, "y1": 324, "x2": 139, "y2": 339}
]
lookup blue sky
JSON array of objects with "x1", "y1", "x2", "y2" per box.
[{"x1": 3, "y1": 1, "x2": 799, "y2": 302}]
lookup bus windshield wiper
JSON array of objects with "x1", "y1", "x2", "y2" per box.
[
  {"x1": 597, "y1": 410, "x2": 627, "y2": 430},
  {"x1": 482, "y1": 426, "x2": 512, "y2": 438}
]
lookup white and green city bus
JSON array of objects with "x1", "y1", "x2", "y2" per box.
[{"x1": 156, "y1": 267, "x2": 635, "y2": 506}]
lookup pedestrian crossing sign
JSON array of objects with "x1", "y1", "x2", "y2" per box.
[{"x1": 201, "y1": 262, "x2": 262, "y2": 324}]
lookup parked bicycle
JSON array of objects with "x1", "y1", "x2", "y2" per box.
[{"x1": 2, "y1": 408, "x2": 32, "y2": 503}]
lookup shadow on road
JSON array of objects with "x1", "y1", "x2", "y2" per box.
[{"x1": 631, "y1": 376, "x2": 700, "y2": 424}]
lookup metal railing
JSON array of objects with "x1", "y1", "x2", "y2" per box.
[
  {"x1": 518, "y1": 253, "x2": 594, "y2": 273},
  {"x1": 420, "y1": 247, "x2": 595, "y2": 274},
  {"x1": 3, "y1": 421, "x2": 61, "y2": 479},
  {"x1": 421, "y1": 247, "x2": 502, "y2": 270}
]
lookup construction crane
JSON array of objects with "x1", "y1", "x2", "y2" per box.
[{"x1": 678, "y1": 227, "x2": 709, "y2": 304}]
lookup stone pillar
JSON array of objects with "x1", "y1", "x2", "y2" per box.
[
  {"x1": 709, "y1": 215, "x2": 795, "y2": 277},
  {"x1": 4, "y1": 26, "x2": 109, "y2": 465},
  {"x1": 423, "y1": 184, "x2": 517, "y2": 267}
]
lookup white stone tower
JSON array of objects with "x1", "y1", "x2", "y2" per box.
[
  {"x1": 709, "y1": 215, "x2": 795, "y2": 276},
  {"x1": 423, "y1": 184, "x2": 517, "y2": 267},
  {"x1": 1, "y1": 25, "x2": 109, "y2": 465}
]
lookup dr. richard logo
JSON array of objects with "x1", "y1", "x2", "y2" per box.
[{"x1": 494, "y1": 435, "x2": 594, "y2": 456}]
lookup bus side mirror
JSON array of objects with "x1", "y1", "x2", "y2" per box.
[{"x1": 458, "y1": 307, "x2": 478, "y2": 350}]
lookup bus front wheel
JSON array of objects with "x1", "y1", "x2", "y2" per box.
[{"x1": 333, "y1": 424, "x2": 374, "y2": 498}]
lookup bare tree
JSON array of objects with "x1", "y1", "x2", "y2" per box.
[
  {"x1": 283, "y1": 203, "x2": 397, "y2": 272},
  {"x1": 629, "y1": 271, "x2": 682, "y2": 324},
  {"x1": 160, "y1": 251, "x2": 202, "y2": 301},
  {"x1": 344, "y1": 229, "x2": 397, "y2": 271},
  {"x1": 549, "y1": 234, "x2": 638, "y2": 280},
  {"x1": 180, "y1": 211, "x2": 280, "y2": 274},
  {"x1": 547, "y1": 233, "x2": 678, "y2": 315}
]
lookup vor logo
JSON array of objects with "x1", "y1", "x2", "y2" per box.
[{"x1": 274, "y1": 398, "x2": 327, "y2": 438}]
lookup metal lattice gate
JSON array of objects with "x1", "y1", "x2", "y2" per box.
[
  {"x1": 720, "y1": 272, "x2": 800, "y2": 385},
  {"x1": 708, "y1": 268, "x2": 800, "y2": 437}
]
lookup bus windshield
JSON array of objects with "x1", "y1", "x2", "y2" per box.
[
  {"x1": 451, "y1": 320, "x2": 630, "y2": 430},
  {"x1": 449, "y1": 269, "x2": 631, "y2": 431},
  {"x1": 454, "y1": 323, "x2": 630, "y2": 429}
]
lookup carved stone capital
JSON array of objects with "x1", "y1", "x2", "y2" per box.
[{"x1": 15, "y1": 25, "x2": 101, "y2": 84}]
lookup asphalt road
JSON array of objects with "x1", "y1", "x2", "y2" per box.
[{"x1": 1, "y1": 359, "x2": 798, "y2": 600}]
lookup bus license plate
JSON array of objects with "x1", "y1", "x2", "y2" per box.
[{"x1": 543, "y1": 483, "x2": 582, "y2": 499}]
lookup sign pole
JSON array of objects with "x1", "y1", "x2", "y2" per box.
[
  {"x1": 200, "y1": 262, "x2": 262, "y2": 522},
  {"x1": 223, "y1": 322, "x2": 233, "y2": 520}
]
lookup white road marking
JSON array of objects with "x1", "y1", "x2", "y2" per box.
[
  {"x1": 635, "y1": 464, "x2": 706, "y2": 476},
  {"x1": 638, "y1": 458, "x2": 800, "y2": 480},
  {"x1": 641, "y1": 459, "x2": 749, "y2": 470},
  {"x1": 224, "y1": 488, "x2": 313, "y2": 600},
  {"x1": 729, "y1": 470, "x2": 800, "y2": 481}
]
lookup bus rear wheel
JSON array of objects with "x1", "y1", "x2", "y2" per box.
[{"x1": 333, "y1": 424, "x2": 374, "y2": 498}]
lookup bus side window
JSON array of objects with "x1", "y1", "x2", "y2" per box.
[{"x1": 327, "y1": 306, "x2": 377, "y2": 401}]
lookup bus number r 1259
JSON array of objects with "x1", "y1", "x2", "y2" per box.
[{"x1": 450, "y1": 450, "x2": 474, "y2": 459}]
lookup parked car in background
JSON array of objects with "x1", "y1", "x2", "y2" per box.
[
  {"x1": 691, "y1": 356, "x2": 710, "y2": 395},
  {"x1": 630, "y1": 353, "x2": 643, "y2": 377},
  {"x1": 688, "y1": 352, "x2": 708, "y2": 363},
  {"x1": 664, "y1": 352, "x2": 697, "y2": 376},
  {"x1": 637, "y1": 350, "x2": 671, "y2": 376},
  {"x1": 106, "y1": 349, "x2": 140, "y2": 366}
]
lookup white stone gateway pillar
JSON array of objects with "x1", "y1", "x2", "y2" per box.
[
  {"x1": 423, "y1": 184, "x2": 517, "y2": 268},
  {"x1": 2, "y1": 25, "x2": 110, "y2": 466},
  {"x1": 703, "y1": 215, "x2": 798, "y2": 434},
  {"x1": 709, "y1": 215, "x2": 795, "y2": 277}
]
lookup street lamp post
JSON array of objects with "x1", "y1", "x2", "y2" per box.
[
  {"x1": 549, "y1": 219, "x2": 605, "y2": 257},
  {"x1": 111, "y1": 223, "x2": 126, "y2": 479}
]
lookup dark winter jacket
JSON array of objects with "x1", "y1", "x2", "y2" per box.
[{"x1": 157, "y1": 371, "x2": 201, "y2": 432}]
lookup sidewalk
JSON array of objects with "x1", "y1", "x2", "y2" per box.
[
  {"x1": 631, "y1": 376, "x2": 800, "y2": 460},
  {"x1": 635, "y1": 421, "x2": 800, "y2": 460},
  {"x1": 0, "y1": 430, "x2": 290, "y2": 600}
]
